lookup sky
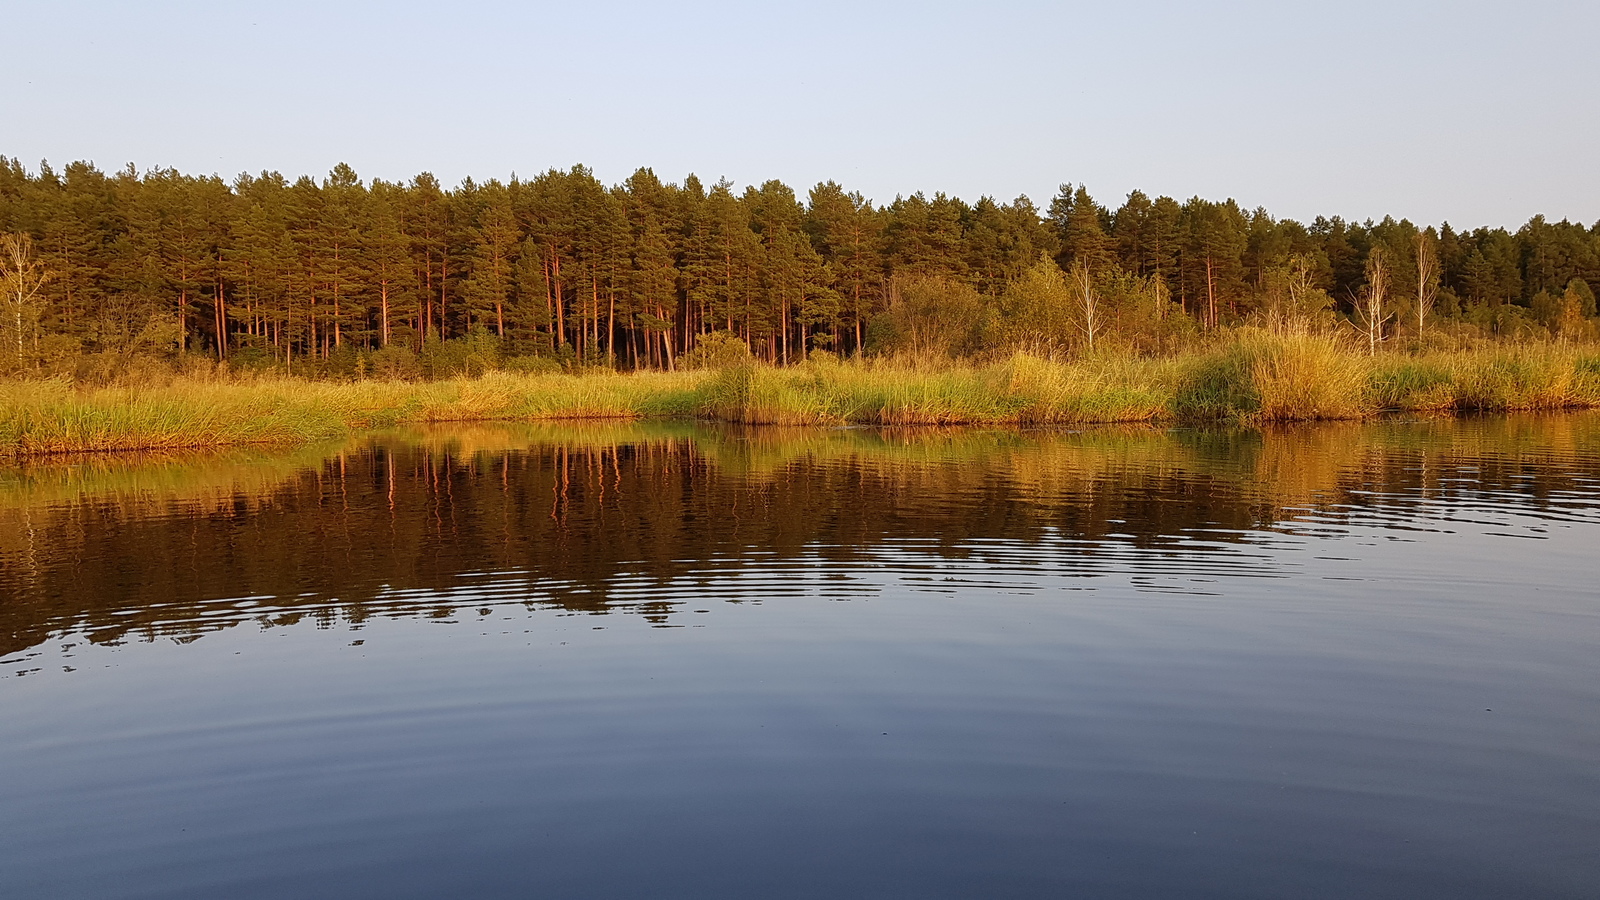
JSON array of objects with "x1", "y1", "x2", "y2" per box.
[{"x1": 4, "y1": 0, "x2": 1596, "y2": 228}]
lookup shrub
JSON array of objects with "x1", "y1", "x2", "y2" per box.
[{"x1": 680, "y1": 331, "x2": 754, "y2": 370}]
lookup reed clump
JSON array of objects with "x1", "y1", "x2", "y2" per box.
[
  {"x1": 408, "y1": 370, "x2": 705, "y2": 422},
  {"x1": 1447, "y1": 346, "x2": 1587, "y2": 411},
  {"x1": 994, "y1": 353, "x2": 1171, "y2": 425},
  {"x1": 697, "y1": 361, "x2": 842, "y2": 425},
  {"x1": 1370, "y1": 358, "x2": 1457, "y2": 410},
  {"x1": 825, "y1": 359, "x2": 1015, "y2": 425},
  {"x1": 1172, "y1": 330, "x2": 1374, "y2": 423}
]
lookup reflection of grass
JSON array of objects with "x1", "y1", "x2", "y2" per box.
[
  {"x1": 0, "y1": 440, "x2": 355, "y2": 516},
  {"x1": 6, "y1": 340, "x2": 1600, "y2": 456},
  {"x1": 372, "y1": 419, "x2": 703, "y2": 458},
  {"x1": 10, "y1": 412, "x2": 1599, "y2": 532},
  {"x1": 9, "y1": 412, "x2": 1597, "y2": 661}
]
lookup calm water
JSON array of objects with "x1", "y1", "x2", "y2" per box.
[{"x1": 3, "y1": 417, "x2": 1599, "y2": 899}]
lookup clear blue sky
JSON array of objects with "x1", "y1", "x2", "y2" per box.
[{"x1": 6, "y1": 0, "x2": 1596, "y2": 228}]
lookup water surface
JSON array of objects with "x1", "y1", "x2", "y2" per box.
[{"x1": 3, "y1": 417, "x2": 1599, "y2": 898}]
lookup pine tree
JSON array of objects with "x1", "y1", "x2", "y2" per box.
[
  {"x1": 963, "y1": 195, "x2": 1054, "y2": 295},
  {"x1": 1415, "y1": 227, "x2": 1441, "y2": 338},
  {"x1": 884, "y1": 192, "x2": 967, "y2": 281},
  {"x1": 749, "y1": 180, "x2": 825, "y2": 362},
  {"x1": 1112, "y1": 190, "x2": 1153, "y2": 275},
  {"x1": 1181, "y1": 198, "x2": 1248, "y2": 328},
  {"x1": 406, "y1": 172, "x2": 452, "y2": 342},
  {"x1": 566, "y1": 170, "x2": 628, "y2": 361},
  {"x1": 461, "y1": 182, "x2": 521, "y2": 339},
  {"x1": 517, "y1": 168, "x2": 581, "y2": 351},
  {"x1": 685, "y1": 179, "x2": 764, "y2": 351},
  {"x1": 805, "y1": 181, "x2": 884, "y2": 354},
  {"x1": 227, "y1": 172, "x2": 299, "y2": 359},
  {"x1": 622, "y1": 168, "x2": 683, "y2": 368},
  {"x1": 1051, "y1": 184, "x2": 1110, "y2": 272},
  {"x1": 317, "y1": 163, "x2": 367, "y2": 351},
  {"x1": 36, "y1": 162, "x2": 113, "y2": 353},
  {"x1": 366, "y1": 181, "x2": 419, "y2": 348},
  {"x1": 1462, "y1": 229, "x2": 1522, "y2": 310}
]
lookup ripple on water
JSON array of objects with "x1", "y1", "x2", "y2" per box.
[{"x1": 2, "y1": 418, "x2": 1600, "y2": 898}]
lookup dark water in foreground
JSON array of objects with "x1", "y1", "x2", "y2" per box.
[{"x1": 3, "y1": 417, "x2": 1599, "y2": 899}]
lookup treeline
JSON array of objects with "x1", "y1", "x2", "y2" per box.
[{"x1": 1, "y1": 156, "x2": 1598, "y2": 376}]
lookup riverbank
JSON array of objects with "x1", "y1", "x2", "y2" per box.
[{"x1": 4, "y1": 334, "x2": 1599, "y2": 456}]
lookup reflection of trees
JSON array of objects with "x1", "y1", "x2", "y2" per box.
[{"x1": 3, "y1": 413, "x2": 1598, "y2": 657}]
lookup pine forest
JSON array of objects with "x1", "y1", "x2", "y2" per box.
[{"x1": 2, "y1": 158, "x2": 1597, "y2": 380}]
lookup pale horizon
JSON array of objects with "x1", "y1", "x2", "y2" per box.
[{"x1": 6, "y1": 0, "x2": 1598, "y2": 229}]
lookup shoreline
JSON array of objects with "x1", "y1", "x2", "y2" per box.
[{"x1": 4, "y1": 336, "x2": 1599, "y2": 458}]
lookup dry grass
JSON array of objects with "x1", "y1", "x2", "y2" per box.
[
  {"x1": 5, "y1": 340, "x2": 1600, "y2": 456},
  {"x1": 1372, "y1": 345, "x2": 1600, "y2": 411},
  {"x1": 0, "y1": 371, "x2": 706, "y2": 457}
]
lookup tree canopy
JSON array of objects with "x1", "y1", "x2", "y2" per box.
[{"x1": 2, "y1": 156, "x2": 1597, "y2": 376}]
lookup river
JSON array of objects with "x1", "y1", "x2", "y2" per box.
[{"x1": 3, "y1": 416, "x2": 1598, "y2": 898}]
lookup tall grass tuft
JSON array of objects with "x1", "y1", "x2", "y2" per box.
[
  {"x1": 1370, "y1": 358, "x2": 1457, "y2": 410},
  {"x1": 998, "y1": 353, "x2": 1169, "y2": 425},
  {"x1": 697, "y1": 362, "x2": 840, "y2": 425},
  {"x1": 1448, "y1": 346, "x2": 1582, "y2": 411},
  {"x1": 1247, "y1": 332, "x2": 1372, "y2": 421},
  {"x1": 1174, "y1": 331, "x2": 1373, "y2": 423}
]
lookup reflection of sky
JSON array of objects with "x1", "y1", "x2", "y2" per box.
[
  {"x1": 5, "y1": 495, "x2": 1600, "y2": 898},
  {"x1": 5, "y1": 2, "x2": 1598, "y2": 226}
]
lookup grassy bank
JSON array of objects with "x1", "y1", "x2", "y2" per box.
[
  {"x1": 0, "y1": 370, "x2": 705, "y2": 456},
  {"x1": 696, "y1": 334, "x2": 1600, "y2": 425},
  {"x1": 4, "y1": 334, "x2": 1600, "y2": 456}
]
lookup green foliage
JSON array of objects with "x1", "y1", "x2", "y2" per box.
[
  {"x1": 369, "y1": 345, "x2": 423, "y2": 380},
  {"x1": 417, "y1": 329, "x2": 503, "y2": 378},
  {"x1": 680, "y1": 330, "x2": 754, "y2": 370},
  {"x1": 869, "y1": 276, "x2": 987, "y2": 358},
  {"x1": 995, "y1": 256, "x2": 1076, "y2": 355}
]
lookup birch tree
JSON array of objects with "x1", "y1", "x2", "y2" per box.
[
  {"x1": 1071, "y1": 261, "x2": 1100, "y2": 352},
  {"x1": 1, "y1": 233, "x2": 52, "y2": 370},
  {"x1": 1358, "y1": 246, "x2": 1391, "y2": 354}
]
